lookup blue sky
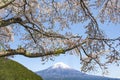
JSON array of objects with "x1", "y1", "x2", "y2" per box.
[{"x1": 10, "y1": 22, "x2": 120, "y2": 78}]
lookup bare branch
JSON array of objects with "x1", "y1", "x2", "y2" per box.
[{"x1": 88, "y1": 37, "x2": 120, "y2": 41}]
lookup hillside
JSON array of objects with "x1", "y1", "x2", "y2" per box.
[{"x1": 0, "y1": 57, "x2": 43, "y2": 80}]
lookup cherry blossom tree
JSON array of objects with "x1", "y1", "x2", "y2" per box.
[{"x1": 0, "y1": 0, "x2": 120, "y2": 73}]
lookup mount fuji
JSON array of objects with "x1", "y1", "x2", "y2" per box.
[{"x1": 36, "y1": 62, "x2": 120, "y2": 80}]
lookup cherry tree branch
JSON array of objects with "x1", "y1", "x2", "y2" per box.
[
  {"x1": 0, "y1": 0, "x2": 15, "y2": 9},
  {"x1": 0, "y1": 17, "x2": 22, "y2": 27},
  {"x1": 0, "y1": 40, "x2": 86, "y2": 58}
]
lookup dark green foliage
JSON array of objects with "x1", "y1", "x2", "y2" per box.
[{"x1": 0, "y1": 57, "x2": 43, "y2": 80}]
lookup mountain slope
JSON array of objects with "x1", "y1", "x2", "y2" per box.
[
  {"x1": 36, "y1": 62, "x2": 120, "y2": 80},
  {"x1": 0, "y1": 57, "x2": 43, "y2": 80}
]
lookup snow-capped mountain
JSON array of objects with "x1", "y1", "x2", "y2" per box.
[
  {"x1": 36, "y1": 62, "x2": 120, "y2": 80},
  {"x1": 51, "y1": 62, "x2": 71, "y2": 69}
]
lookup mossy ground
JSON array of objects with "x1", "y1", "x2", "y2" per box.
[{"x1": 0, "y1": 57, "x2": 43, "y2": 80}]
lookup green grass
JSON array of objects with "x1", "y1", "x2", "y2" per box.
[{"x1": 0, "y1": 57, "x2": 43, "y2": 80}]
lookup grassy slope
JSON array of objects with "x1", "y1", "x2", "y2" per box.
[{"x1": 0, "y1": 57, "x2": 43, "y2": 80}]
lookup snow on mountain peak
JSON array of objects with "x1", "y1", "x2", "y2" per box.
[{"x1": 52, "y1": 62, "x2": 71, "y2": 69}]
